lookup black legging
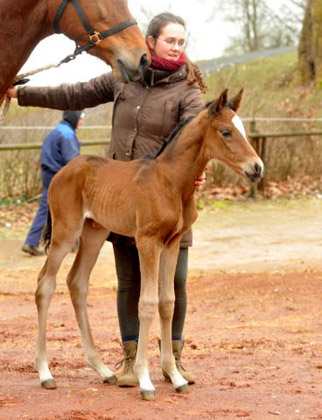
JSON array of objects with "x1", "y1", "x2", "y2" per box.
[{"x1": 113, "y1": 243, "x2": 188, "y2": 342}]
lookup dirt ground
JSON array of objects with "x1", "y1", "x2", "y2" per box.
[{"x1": 1, "y1": 199, "x2": 322, "y2": 420}]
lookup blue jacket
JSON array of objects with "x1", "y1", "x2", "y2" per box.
[{"x1": 41, "y1": 121, "x2": 81, "y2": 173}]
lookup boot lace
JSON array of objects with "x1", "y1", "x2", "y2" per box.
[
  {"x1": 174, "y1": 354, "x2": 187, "y2": 372},
  {"x1": 115, "y1": 354, "x2": 135, "y2": 372}
]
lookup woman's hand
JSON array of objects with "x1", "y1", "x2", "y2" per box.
[
  {"x1": 195, "y1": 171, "x2": 207, "y2": 190},
  {"x1": 6, "y1": 86, "x2": 18, "y2": 99}
]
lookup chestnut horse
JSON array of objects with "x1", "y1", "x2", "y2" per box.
[
  {"x1": 35, "y1": 89, "x2": 264, "y2": 400},
  {"x1": 0, "y1": 0, "x2": 148, "y2": 101}
]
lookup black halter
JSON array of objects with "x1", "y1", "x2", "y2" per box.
[{"x1": 53, "y1": 0, "x2": 137, "y2": 61}]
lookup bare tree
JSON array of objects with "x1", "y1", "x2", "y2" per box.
[
  {"x1": 222, "y1": 0, "x2": 305, "y2": 54},
  {"x1": 298, "y1": 0, "x2": 322, "y2": 87}
]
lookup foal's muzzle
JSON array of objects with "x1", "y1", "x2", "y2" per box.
[{"x1": 245, "y1": 161, "x2": 264, "y2": 182}]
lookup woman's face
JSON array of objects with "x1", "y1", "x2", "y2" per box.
[{"x1": 147, "y1": 23, "x2": 186, "y2": 61}]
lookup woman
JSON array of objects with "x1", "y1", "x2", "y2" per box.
[{"x1": 7, "y1": 12, "x2": 206, "y2": 387}]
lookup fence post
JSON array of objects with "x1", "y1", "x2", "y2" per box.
[
  {"x1": 257, "y1": 137, "x2": 266, "y2": 194},
  {"x1": 249, "y1": 118, "x2": 258, "y2": 199}
]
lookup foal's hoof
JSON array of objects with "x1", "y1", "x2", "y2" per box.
[
  {"x1": 41, "y1": 379, "x2": 57, "y2": 389},
  {"x1": 103, "y1": 375, "x2": 117, "y2": 385},
  {"x1": 140, "y1": 390, "x2": 155, "y2": 400},
  {"x1": 175, "y1": 384, "x2": 190, "y2": 394}
]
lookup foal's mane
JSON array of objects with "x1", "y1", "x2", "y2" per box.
[{"x1": 145, "y1": 110, "x2": 202, "y2": 160}]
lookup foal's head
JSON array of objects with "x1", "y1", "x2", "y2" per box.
[{"x1": 204, "y1": 89, "x2": 264, "y2": 182}]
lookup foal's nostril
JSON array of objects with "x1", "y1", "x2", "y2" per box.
[
  {"x1": 245, "y1": 162, "x2": 263, "y2": 182},
  {"x1": 254, "y1": 162, "x2": 262, "y2": 175}
]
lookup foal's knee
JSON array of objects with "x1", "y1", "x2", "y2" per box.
[
  {"x1": 67, "y1": 277, "x2": 88, "y2": 304},
  {"x1": 138, "y1": 298, "x2": 158, "y2": 323},
  {"x1": 158, "y1": 298, "x2": 175, "y2": 320},
  {"x1": 35, "y1": 278, "x2": 56, "y2": 308}
]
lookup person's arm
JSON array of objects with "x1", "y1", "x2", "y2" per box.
[
  {"x1": 179, "y1": 86, "x2": 204, "y2": 121},
  {"x1": 8, "y1": 72, "x2": 116, "y2": 110}
]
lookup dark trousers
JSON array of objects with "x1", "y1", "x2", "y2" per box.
[
  {"x1": 25, "y1": 170, "x2": 54, "y2": 247},
  {"x1": 113, "y1": 243, "x2": 188, "y2": 342}
]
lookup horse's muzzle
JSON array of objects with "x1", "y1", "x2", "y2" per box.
[
  {"x1": 245, "y1": 161, "x2": 264, "y2": 182},
  {"x1": 116, "y1": 53, "x2": 149, "y2": 83}
]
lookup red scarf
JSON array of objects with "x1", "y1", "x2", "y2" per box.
[{"x1": 148, "y1": 46, "x2": 186, "y2": 71}]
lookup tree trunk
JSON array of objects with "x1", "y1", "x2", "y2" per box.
[{"x1": 298, "y1": 0, "x2": 322, "y2": 88}]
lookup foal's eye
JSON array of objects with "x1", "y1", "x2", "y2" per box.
[{"x1": 220, "y1": 129, "x2": 232, "y2": 139}]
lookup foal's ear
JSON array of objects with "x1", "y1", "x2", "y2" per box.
[
  {"x1": 208, "y1": 89, "x2": 228, "y2": 116},
  {"x1": 228, "y1": 89, "x2": 244, "y2": 112}
]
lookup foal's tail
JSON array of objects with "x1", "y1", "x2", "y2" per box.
[{"x1": 41, "y1": 210, "x2": 52, "y2": 255}]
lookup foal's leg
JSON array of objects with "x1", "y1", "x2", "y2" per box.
[
  {"x1": 158, "y1": 241, "x2": 189, "y2": 393},
  {"x1": 66, "y1": 219, "x2": 116, "y2": 384},
  {"x1": 134, "y1": 239, "x2": 161, "y2": 400},
  {"x1": 35, "y1": 219, "x2": 83, "y2": 389}
]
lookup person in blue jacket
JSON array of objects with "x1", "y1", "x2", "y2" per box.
[{"x1": 22, "y1": 110, "x2": 84, "y2": 256}]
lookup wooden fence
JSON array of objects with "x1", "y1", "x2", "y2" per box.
[
  {"x1": 245, "y1": 118, "x2": 322, "y2": 195},
  {"x1": 0, "y1": 125, "x2": 111, "y2": 151},
  {"x1": 0, "y1": 139, "x2": 110, "y2": 151},
  {"x1": 1, "y1": 119, "x2": 322, "y2": 196}
]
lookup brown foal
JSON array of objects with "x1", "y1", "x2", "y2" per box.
[{"x1": 35, "y1": 89, "x2": 264, "y2": 400}]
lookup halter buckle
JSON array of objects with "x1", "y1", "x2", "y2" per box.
[{"x1": 89, "y1": 31, "x2": 102, "y2": 45}]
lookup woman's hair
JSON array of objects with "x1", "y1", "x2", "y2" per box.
[{"x1": 146, "y1": 13, "x2": 207, "y2": 93}]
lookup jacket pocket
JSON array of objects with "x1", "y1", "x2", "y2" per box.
[{"x1": 111, "y1": 88, "x2": 125, "y2": 127}]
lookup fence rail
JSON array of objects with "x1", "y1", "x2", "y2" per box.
[
  {"x1": 0, "y1": 139, "x2": 110, "y2": 151},
  {"x1": 1, "y1": 130, "x2": 322, "y2": 151},
  {"x1": 2, "y1": 120, "x2": 322, "y2": 196},
  {"x1": 248, "y1": 129, "x2": 322, "y2": 196},
  {"x1": 249, "y1": 130, "x2": 322, "y2": 139},
  {"x1": 0, "y1": 125, "x2": 112, "y2": 130}
]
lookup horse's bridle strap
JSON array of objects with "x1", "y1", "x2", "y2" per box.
[
  {"x1": 98, "y1": 19, "x2": 137, "y2": 42},
  {"x1": 53, "y1": 0, "x2": 69, "y2": 34},
  {"x1": 53, "y1": 0, "x2": 137, "y2": 55}
]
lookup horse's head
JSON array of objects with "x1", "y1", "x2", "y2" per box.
[
  {"x1": 205, "y1": 89, "x2": 264, "y2": 182},
  {"x1": 48, "y1": 0, "x2": 149, "y2": 82}
]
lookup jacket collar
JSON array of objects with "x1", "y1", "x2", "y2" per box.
[{"x1": 144, "y1": 65, "x2": 188, "y2": 86}]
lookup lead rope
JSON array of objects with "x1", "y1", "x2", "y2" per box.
[{"x1": 0, "y1": 50, "x2": 78, "y2": 125}]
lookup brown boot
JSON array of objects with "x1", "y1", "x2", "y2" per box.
[
  {"x1": 160, "y1": 339, "x2": 196, "y2": 385},
  {"x1": 115, "y1": 341, "x2": 139, "y2": 387}
]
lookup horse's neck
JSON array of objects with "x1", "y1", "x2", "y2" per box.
[
  {"x1": 158, "y1": 113, "x2": 209, "y2": 197},
  {"x1": 0, "y1": 0, "x2": 51, "y2": 95}
]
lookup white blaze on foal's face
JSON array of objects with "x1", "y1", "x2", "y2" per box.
[{"x1": 232, "y1": 115, "x2": 248, "y2": 143}]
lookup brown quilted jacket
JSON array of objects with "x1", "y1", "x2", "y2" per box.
[{"x1": 18, "y1": 65, "x2": 204, "y2": 246}]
